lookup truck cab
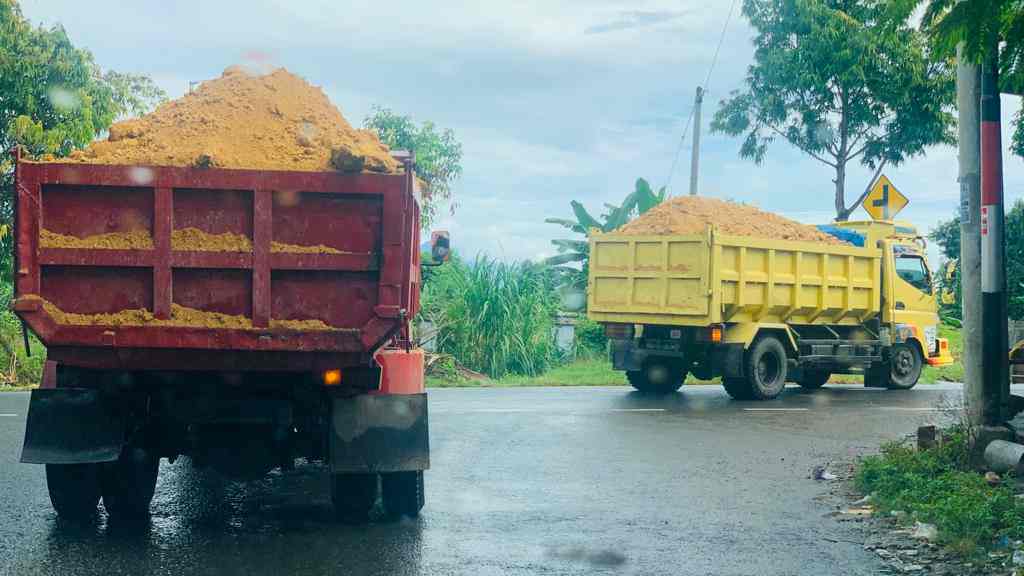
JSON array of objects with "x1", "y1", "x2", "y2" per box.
[{"x1": 834, "y1": 221, "x2": 953, "y2": 388}]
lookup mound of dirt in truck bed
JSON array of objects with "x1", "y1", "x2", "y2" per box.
[
  {"x1": 39, "y1": 229, "x2": 154, "y2": 250},
  {"x1": 64, "y1": 66, "x2": 401, "y2": 174},
  {"x1": 38, "y1": 298, "x2": 336, "y2": 331},
  {"x1": 614, "y1": 196, "x2": 846, "y2": 244}
]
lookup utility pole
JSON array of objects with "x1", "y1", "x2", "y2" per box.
[
  {"x1": 689, "y1": 86, "x2": 704, "y2": 196},
  {"x1": 958, "y1": 45, "x2": 983, "y2": 426},
  {"x1": 980, "y1": 48, "x2": 1009, "y2": 425}
]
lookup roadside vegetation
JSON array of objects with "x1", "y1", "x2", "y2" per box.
[{"x1": 857, "y1": 426, "x2": 1024, "y2": 556}]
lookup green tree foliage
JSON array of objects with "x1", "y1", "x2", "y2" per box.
[
  {"x1": 363, "y1": 106, "x2": 463, "y2": 227},
  {"x1": 545, "y1": 178, "x2": 666, "y2": 289},
  {"x1": 711, "y1": 0, "x2": 956, "y2": 221},
  {"x1": 889, "y1": 0, "x2": 1024, "y2": 156},
  {"x1": 420, "y1": 255, "x2": 559, "y2": 378},
  {"x1": 930, "y1": 200, "x2": 1024, "y2": 319},
  {"x1": 1, "y1": 0, "x2": 166, "y2": 275}
]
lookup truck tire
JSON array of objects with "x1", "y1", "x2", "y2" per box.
[
  {"x1": 722, "y1": 378, "x2": 753, "y2": 400},
  {"x1": 332, "y1": 473, "x2": 378, "y2": 523},
  {"x1": 887, "y1": 342, "x2": 923, "y2": 390},
  {"x1": 799, "y1": 369, "x2": 831, "y2": 390},
  {"x1": 46, "y1": 463, "x2": 101, "y2": 520},
  {"x1": 744, "y1": 336, "x2": 788, "y2": 400},
  {"x1": 626, "y1": 358, "x2": 686, "y2": 394},
  {"x1": 381, "y1": 471, "x2": 425, "y2": 519},
  {"x1": 101, "y1": 447, "x2": 160, "y2": 520}
]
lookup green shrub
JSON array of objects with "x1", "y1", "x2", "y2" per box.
[
  {"x1": 574, "y1": 316, "x2": 607, "y2": 358},
  {"x1": 420, "y1": 256, "x2": 558, "y2": 378},
  {"x1": 0, "y1": 279, "x2": 44, "y2": 387},
  {"x1": 856, "y1": 427, "x2": 1024, "y2": 553}
]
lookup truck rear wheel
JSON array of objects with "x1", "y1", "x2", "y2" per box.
[
  {"x1": 331, "y1": 473, "x2": 378, "y2": 523},
  {"x1": 626, "y1": 358, "x2": 686, "y2": 394},
  {"x1": 744, "y1": 336, "x2": 788, "y2": 400},
  {"x1": 799, "y1": 369, "x2": 830, "y2": 390},
  {"x1": 887, "y1": 343, "x2": 922, "y2": 390},
  {"x1": 722, "y1": 378, "x2": 752, "y2": 400},
  {"x1": 46, "y1": 463, "x2": 101, "y2": 520},
  {"x1": 381, "y1": 471, "x2": 425, "y2": 519},
  {"x1": 101, "y1": 447, "x2": 160, "y2": 520}
]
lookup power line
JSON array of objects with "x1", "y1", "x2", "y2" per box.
[{"x1": 664, "y1": 0, "x2": 740, "y2": 196}]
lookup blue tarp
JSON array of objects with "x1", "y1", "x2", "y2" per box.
[{"x1": 816, "y1": 225, "x2": 865, "y2": 247}]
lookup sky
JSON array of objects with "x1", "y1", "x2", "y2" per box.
[{"x1": 19, "y1": 0, "x2": 1024, "y2": 266}]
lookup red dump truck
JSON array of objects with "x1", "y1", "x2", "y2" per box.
[{"x1": 12, "y1": 149, "x2": 430, "y2": 522}]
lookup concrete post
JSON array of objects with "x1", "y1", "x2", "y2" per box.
[
  {"x1": 689, "y1": 87, "x2": 704, "y2": 196},
  {"x1": 957, "y1": 45, "x2": 984, "y2": 425}
]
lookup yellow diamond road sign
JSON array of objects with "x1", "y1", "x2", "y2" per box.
[{"x1": 862, "y1": 175, "x2": 908, "y2": 221}]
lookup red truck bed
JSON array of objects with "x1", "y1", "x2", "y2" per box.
[{"x1": 11, "y1": 150, "x2": 420, "y2": 372}]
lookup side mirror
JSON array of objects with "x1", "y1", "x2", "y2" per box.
[{"x1": 429, "y1": 231, "x2": 450, "y2": 264}]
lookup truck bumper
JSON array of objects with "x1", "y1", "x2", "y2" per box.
[
  {"x1": 20, "y1": 388, "x2": 125, "y2": 464},
  {"x1": 927, "y1": 338, "x2": 955, "y2": 367},
  {"x1": 329, "y1": 392, "x2": 429, "y2": 473}
]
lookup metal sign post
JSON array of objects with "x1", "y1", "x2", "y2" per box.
[{"x1": 980, "y1": 51, "x2": 1009, "y2": 425}]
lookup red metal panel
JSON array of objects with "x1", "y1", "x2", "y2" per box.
[
  {"x1": 270, "y1": 271, "x2": 377, "y2": 329},
  {"x1": 252, "y1": 189, "x2": 272, "y2": 328},
  {"x1": 42, "y1": 184, "x2": 153, "y2": 238},
  {"x1": 272, "y1": 193, "x2": 381, "y2": 253},
  {"x1": 16, "y1": 160, "x2": 40, "y2": 295},
  {"x1": 39, "y1": 248, "x2": 154, "y2": 267},
  {"x1": 170, "y1": 252, "x2": 253, "y2": 269},
  {"x1": 41, "y1": 266, "x2": 152, "y2": 314},
  {"x1": 174, "y1": 188, "x2": 253, "y2": 237},
  {"x1": 154, "y1": 187, "x2": 172, "y2": 319},
  {"x1": 173, "y1": 269, "x2": 252, "y2": 317},
  {"x1": 14, "y1": 160, "x2": 418, "y2": 371}
]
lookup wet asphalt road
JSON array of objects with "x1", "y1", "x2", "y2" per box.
[{"x1": 0, "y1": 383, "x2": 992, "y2": 576}]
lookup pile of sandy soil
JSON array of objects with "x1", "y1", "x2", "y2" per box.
[
  {"x1": 39, "y1": 299, "x2": 335, "y2": 331},
  {"x1": 40, "y1": 229, "x2": 153, "y2": 250},
  {"x1": 171, "y1": 228, "x2": 252, "y2": 252},
  {"x1": 64, "y1": 66, "x2": 400, "y2": 174},
  {"x1": 614, "y1": 196, "x2": 846, "y2": 244},
  {"x1": 39, "y1": 228, "x2": 345, "y2": 254}
]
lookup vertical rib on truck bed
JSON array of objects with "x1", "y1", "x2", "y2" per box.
[
  {"x1": 588, "y1": 230, "x2": 882, "y2": 327},
  {"x1": 11, "y1": 151, "x2": 420, "y2": 371}
]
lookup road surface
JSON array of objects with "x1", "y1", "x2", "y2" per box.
[{"x1": 0, "y1": 383, "x2": 981, "y2": 576}]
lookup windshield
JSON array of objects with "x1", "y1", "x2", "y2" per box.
[{"x1": 895, "y1": 255, "x2": 932, "y2": 294}]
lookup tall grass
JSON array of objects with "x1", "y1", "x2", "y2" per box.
[
  {"x1": 0, "y1": 279, "x2": 44, "y2": 387},
  {"x1": 421, "y1": 256, "x2": 558, "y2": 378}
]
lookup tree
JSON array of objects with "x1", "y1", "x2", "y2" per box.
[
  {"x1": 1, "y1": 0, "x2": 166, "y2": 275},
  {"x1": 363, "y1": 106, "x2": 463, "y2": 227},
  {"x1": 890, "y1": 0, "x2": 1024, "y2": 156},
  {"x1": 931, "y1": 201, "x2": 1024, "y2": 320},
  {"x1": 545, "y1": 178, "x2": 666, "y2": 289},
  {"x1": 711, "y1": 0, "x2": 956, "y2": 221}
]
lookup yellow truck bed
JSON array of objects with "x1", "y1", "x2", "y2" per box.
[{"x1": 588, "y1": 229, "x2": 883, "y2": 328}]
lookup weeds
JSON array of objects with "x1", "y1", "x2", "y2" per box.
[
  {"x1": 0, "y1": 280, "x2": 43, "y2": 387},
  {"x1": 856, "y1": 426, "x2": 1024, "y2": 554}
]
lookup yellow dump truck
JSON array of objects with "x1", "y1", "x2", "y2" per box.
[{"x1": 588, "y1": 220, "x2": 954, "y2": 399}]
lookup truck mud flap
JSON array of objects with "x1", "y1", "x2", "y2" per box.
[
  {"x1": 20, "y1": 388, "x2": 124, "y2": 465},
  {"x1": 329, "y1": 393, "x2": 429, "y2": 473}
]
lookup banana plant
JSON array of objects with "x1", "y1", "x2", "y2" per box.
[{"x1": 545, "y1": 178, "x2": 666, "y2": 290}]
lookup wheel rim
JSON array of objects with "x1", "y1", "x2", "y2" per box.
[
  {"x1": 647, "y1": 364, "x2": 669, "y2": 385},
  {"x1": 757, "y1": 354, "x2": 780, "y2": 385},
  {"x1": 893, "y1": 348, "x2": 914, "y2": 377}
]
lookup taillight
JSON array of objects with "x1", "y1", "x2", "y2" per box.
[
  {"x1": 696, "y1": 325, "x2": 723, "y2": 343},
  {"x1": 322, "y1": 369, "x2": 342, "y2": 386},
  {"x1": 603, "y1": 323, "x2": 634, "y2": 339}
]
